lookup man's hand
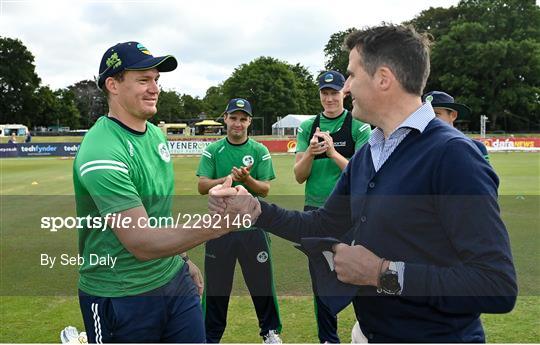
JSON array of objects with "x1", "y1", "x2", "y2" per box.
[
  {"x1": 208, "y1": 175, "x2": 237, "y2": 214},
  {"x1": 307, "y1": 127, "x2": 327, "y2": 157},
  {"x1": 228, "y1": 185, "x2": 261, "y2": 224},
  {"x1": 186, "y1": 259, "x2": 204, "y2": 295},
  {"x1": 220, "y1": 185, "x2": 261, "y2": 226},
  {"x1": 208, "y1": 175, "x2": 240, "y2": 236},
  {"x1": 314, "y1": 131, "x2": 336, "y2": 158},
  {"x1": 231, "y1": 165, "x2": 252, "y2": 182},
  {"x1": 332, "y1": 243, "x2": 388, "y2": 287},
  {"x1": 208, "y1": 176, "x2": 261, "y2": 229}
]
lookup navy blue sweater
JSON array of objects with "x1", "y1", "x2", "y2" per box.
[{"x1": 256, "y1": 119, "x2": 517, "y2": 342}]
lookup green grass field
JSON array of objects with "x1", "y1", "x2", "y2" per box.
[{"x1": 0, "y1": 153, "x2": 539, "y2": 343}]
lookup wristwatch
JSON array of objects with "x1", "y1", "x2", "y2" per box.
[
  {"x1": 378, "y1": 261, "x2": 401, "y2": 295},
  {"x1": 181, "y1": 255, "x2": 190, "y2": 263}
]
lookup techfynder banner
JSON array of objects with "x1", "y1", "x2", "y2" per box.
[{"x1": 0, "y1": 143, "x2": 80, "y2": 158}]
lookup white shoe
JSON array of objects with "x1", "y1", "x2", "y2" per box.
[
  {"x1": 60, "y1": 326, "x2": 88, "y2": 344},
  {"x1": 351, "y1": 321, "x2": 368, "y2": 343},
  {"x1": 263, "y1": 330, "x2": 282, "y2": 344}
]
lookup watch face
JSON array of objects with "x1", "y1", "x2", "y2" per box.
[{"x1": 380, "y1": 271, "x2": 401, "y2": 294}]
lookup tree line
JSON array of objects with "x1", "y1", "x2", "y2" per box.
[
  {"x1": 324, "y1": 0, "x2": 539, "y2": 131},
  {"x1": 1, "y1": 0, "x2": 538, "y2": 133}
]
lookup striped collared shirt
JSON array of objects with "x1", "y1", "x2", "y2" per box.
[
  {"x1": 369, "y1": 102, "x2": 435, "y2": 172},
  {"x1": 367, "y1": 101, "x2": 435, "y2": 292}
]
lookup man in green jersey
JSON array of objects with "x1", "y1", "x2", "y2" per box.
[
  {"x1": 293, "y1": 70, "x2": 371, "y2": 343},
  {"x1": 196, "y1": 98, "x2": 282, "y2": 344},
  {"x1": 73, "y1": 41, "x2": 242, "y2": 343}
]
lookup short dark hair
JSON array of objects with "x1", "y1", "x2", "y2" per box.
[
  {"x1": 102, "y1": 71, "x2": 127, "y2": 98},
  {"x1": 344, "y1": 24, "x2": 431, "y2": 95}
]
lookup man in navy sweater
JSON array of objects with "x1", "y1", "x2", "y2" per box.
[{"x1": 209, "y1": 24, "x2": 517, "y2": 343}]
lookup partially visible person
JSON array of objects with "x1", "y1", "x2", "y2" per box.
[
  {"x1": 294, "y1": 70, "x2": 370, "y2": 343},
  {"x1": 7, "y1": 132, "x2": 17, "y2": 144},
  {"x1": 197, "y1": 98, "x2": 282, "y2": 344},
  {"x1": 423, "y1": 91, "x2": 490, "y2": 162},
  {"x1": 25, "y1": 131, "x2": 32, "y2": 143}
]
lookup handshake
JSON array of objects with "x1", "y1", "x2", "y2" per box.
[{"x1": 208, "y1": 175, "x2": 262, "y2": 231}]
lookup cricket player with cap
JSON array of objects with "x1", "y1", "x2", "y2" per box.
[
  {"x1": 423, "y1": 90, "x2": 490, "y2": 162},
  {"x1": 294, "y1": 70, "x2": 370, "y2": 343},
  {"x1": 72, "y1": 41, "x2": 252, "y2": 343},
  {"x1": 196, "y1": 98, "x2": 282, "y2": 344}
]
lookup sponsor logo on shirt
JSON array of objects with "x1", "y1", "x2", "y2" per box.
[
  {"x1": 158, "y1": 143, "x2": 171, "y2": 162},
  {"x1": 334, "y1": 141, "x2": 346, "y2": 147},
  {"x1": 127, "y1": 140, "x2": 134, "y2": 157}
]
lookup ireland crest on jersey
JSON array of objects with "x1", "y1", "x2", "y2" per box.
[
  {"x1": 242, "y1": 155, "x2": 254, "y2": 166},
  {"x1": 158, "y1": 143, "x2": 171, "y2": 162}
]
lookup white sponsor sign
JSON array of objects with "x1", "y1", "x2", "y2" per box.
[{"x1": 168, "y1": 140, "x2": 216, "y2": 155}]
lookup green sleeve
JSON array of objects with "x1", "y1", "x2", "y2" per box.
[
  {"x1": 256, "y1": 145, "x2": 275, "y2": 181},
  {"x1": 196, "y1": 146, "x2": 216, "y2": 178},
  {"x1": 76, "y1": 150, "x2": 142, "y2": 216},
  {"x1": 295, "y1": 120, "x2": 312, "y2": 153},
  {"x1": 354, "y1": 122, "x2": 372, "y2": 151}
]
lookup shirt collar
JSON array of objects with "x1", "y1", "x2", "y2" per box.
[
  {"x1": 397, "y1": 101, "x2": 435, "y2": 134},
  {"x1": 368, "y1": 102, "x2": 435, "y2": 146}
]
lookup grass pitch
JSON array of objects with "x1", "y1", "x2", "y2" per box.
[{"x1": 0, "y1": 153, "x2": 539, "y2": 342}]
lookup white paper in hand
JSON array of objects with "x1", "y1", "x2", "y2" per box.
[{"x1": 322, "y1": 251, "x2": 335, "y2": 271}]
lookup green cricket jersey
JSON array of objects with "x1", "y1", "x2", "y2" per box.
[
  {"x1": 196, "y1": 137, "x2": 276, "y2": 195},
  {"x1": 196, "y1": 137, "x2": 275, "y2": 230},
  {"x1": 73, "y1": 116, "x2": 183, "y2": 297},
  {"x1": 296, "y1": 110, "x2": 371, "y2": 207}
]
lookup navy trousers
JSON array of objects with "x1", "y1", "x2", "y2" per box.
[
  {"x1": 304, "y1": 205, "x2": 341, "y2": 343},
  {"x1": 79, "y1": 264, "x2": 205, "y2": 343},
  {"x1": 203, "y1": 229, "x2": 281, "y2": 343}
]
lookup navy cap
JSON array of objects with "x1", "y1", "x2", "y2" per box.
[
  {"x1": 423, "y1": 91, "x2": 471, "y2": 118},
  {"x1": 97, "y1": 41, "x2": 178, "y2": 89},
  {"x1": 294, "y1": 237, "x2": 358, "y2": 315},
  {"x1": 225, "y1": 98, "x2": 253, "y2": 117},
  {"x1": 318, "y1": 70, "x2": 345, "y2": 91}
]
